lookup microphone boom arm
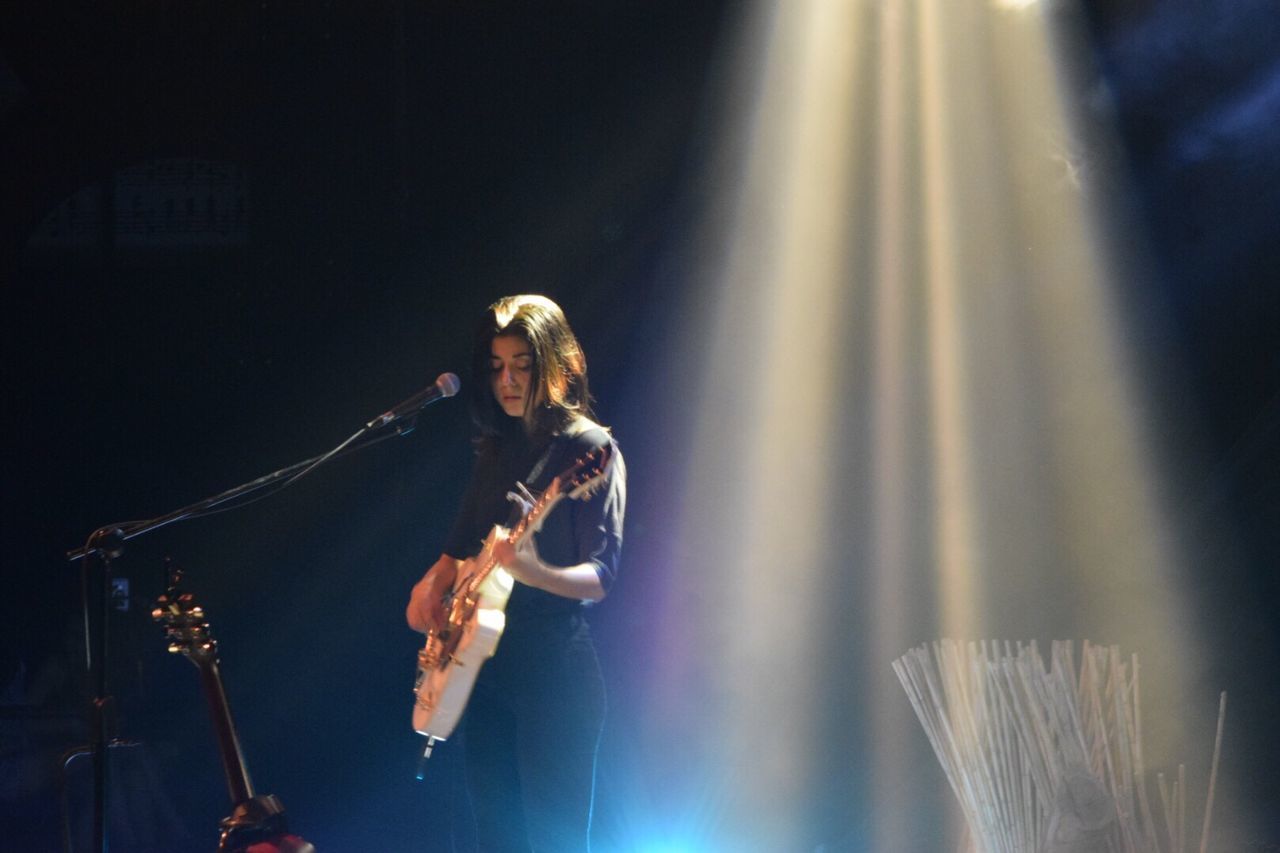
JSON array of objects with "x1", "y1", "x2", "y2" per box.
[{"x1": 67, "y1": 371, "x2": 461, "y2": 561}]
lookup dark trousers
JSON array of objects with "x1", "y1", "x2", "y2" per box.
[{"x1": 461, "y1": 614, "x2": 606, "y2": 853}]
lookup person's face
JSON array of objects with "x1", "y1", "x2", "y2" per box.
[{"x1": 490, "y1": 334, "x2": 534, "y2": 418}]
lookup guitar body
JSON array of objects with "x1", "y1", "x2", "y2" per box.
[{"x1": 413, "y1": 529, "x2": 515, "y2": 740}]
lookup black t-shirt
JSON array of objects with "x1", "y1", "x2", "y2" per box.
[{"x1": 442, "y1": 424, "x2": 625, "y2": 628}]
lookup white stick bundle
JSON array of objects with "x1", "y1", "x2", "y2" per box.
[{"x1": 892, "y1": 640, "x2": 1227, "y2": 853}]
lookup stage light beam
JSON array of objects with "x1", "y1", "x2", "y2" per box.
[{"x1": 625, "y1": 0, "x2": 1240, "y2": 847}]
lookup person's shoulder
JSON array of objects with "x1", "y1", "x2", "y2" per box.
[
  {"x1": 558, "y1": 419, "x2": 624, "y2": 481},
  {"x1": 559, "y1": 417, "x2": 615, "y2": 451}
]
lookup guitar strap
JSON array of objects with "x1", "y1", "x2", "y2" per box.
[
  {"x1": 505, "y1": 436, "x2": 558, "y2": 521},
  {"x1": 524, "y1": 439, "x2": 557, "y2": 487}
]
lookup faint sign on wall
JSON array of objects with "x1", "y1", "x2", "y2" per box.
[{"x1": 26, "y1": 157, "x2": 249, "y2": 259}]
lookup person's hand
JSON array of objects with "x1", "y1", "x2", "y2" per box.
[
  {"x1": 490, "y1": 533, "x2": 545, "y2": 588},
  {"x1": 406, "y1": 559, "x2": 458, "y2": 633}
]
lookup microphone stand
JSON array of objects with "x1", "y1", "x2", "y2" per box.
[{"x1": 66, "y1": 385, "x2": 451, "y2": 853}]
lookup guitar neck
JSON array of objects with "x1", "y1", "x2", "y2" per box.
[
  {"x1": 464, "y1": 493, "x2": 563, "y2": 598},
  {"x1": 196, "y1": 659, "x2": 256, "y2": 806},
  {"x1": 456, "y1": 446, "x2": 611, "y2": 601}
]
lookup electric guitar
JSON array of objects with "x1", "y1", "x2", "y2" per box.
[
  {"x1": 153, "y1": 564, "x2": 314, "y2": 853},
  {"x1": 411, "y1": 444, "x2": 613, "y2": 760}
]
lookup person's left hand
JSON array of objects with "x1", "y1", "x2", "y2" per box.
[{"x1": 490, "y1": 532, "x2": 545, "y2": 588}]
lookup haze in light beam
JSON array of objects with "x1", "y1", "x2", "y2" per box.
[{"x1": 634, "y1": 0, "x2": 1235, "y2": 847}]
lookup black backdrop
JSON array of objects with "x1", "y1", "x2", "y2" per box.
[{"x1": 2, "y1": 2, "x2": 1277, "y2": 850}]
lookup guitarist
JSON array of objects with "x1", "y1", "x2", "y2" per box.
[{"x1": 406, "y1": 294, "x2": 626, "y2": 852}]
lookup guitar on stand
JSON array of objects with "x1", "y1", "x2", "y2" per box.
[
  {"x1": 152, "y1": 563, "x2": 314, "y2": 853},
  {"x1": 411, "y1": 444, "x2": 613, "y2": 771}
]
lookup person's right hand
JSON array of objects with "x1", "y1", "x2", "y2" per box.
[{"x1": 406, "y1": 556, "x2": 459, "y2": 634}]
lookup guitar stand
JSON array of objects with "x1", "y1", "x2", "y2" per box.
[{"x1": 219, "y1": 794, "x2": 315, "y2": 853}]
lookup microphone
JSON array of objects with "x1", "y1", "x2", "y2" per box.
[{"x1": 367, "y1": 372, "x2": 461, "y2": 429}]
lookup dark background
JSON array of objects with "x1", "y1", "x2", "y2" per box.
[{"x1": 2, "y1": 1, "x2": 1277, "y2": 850}]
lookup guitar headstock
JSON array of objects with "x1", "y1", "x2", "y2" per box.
[
  {"x1": 500, "y1": 444, "x2": 617, "y2": 550},
  {"x1": 561, "y1": 443, "x2": 614, "y2": 501},
  {"x1": 516, "y1": 444, "x2": 615, "y2": 540},
  {"x1": 151, "y1": 562, "x2": 219, "y2": 666},
  {"x1": 534, "y1": 443, "x2": 614, "y2": 506}
]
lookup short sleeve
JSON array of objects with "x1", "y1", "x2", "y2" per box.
[{"x1": 575, "y1": 440, "x2": 626, "y2": 592}]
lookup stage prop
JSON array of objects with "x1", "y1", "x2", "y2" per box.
[{"x1": 893, "y1": 640, "x2": 1226, "y2": 853}]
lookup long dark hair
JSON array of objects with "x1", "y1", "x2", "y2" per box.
[{"x1": 468, "y1": 294, "x2": 593, "y2": 441}]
